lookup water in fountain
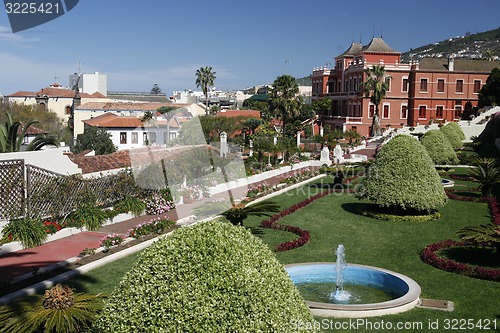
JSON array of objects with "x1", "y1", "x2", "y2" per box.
[{"x1": 331, "y1": 244, "x2": 351, "y2": 302}]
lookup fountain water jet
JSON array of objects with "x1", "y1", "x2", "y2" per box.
[{"x1": 285, "y1": 244, "x2": 422, "y2": 318}]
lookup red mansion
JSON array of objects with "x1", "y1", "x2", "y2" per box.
[{"x1": 311, "y1": 37, "x2": 499, "y2": 137}]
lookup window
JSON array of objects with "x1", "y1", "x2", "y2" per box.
[
  {"x1": 120, "y1": 132, "x2": 127, "y2": 144},
  {"x1": 402, "y1": 78, "x2": 408, "y2": 92},
  {"x1": 419, "y1": 106, "x2": 427, "y2": 119},
  {"x1": 149, "y1": 132, "x2": 157, "y2": 144},
  {"x1": 473, "y1": 80, "x2": 481, "y2": 94},
  {"x1": 131, "y1": 132, "x2": 138, "y2": 144},
  {"x1": 456, "y1": 80, "x2": 463, "y2": 93},
  {"x1": 369, "y1": 105, "x2": 375, "y2": 118},
  {"x1": 454, "y1": 106, "x2": 462, "y2": 118},
  {"x1": 420, "y1": 79, "x2": 428, "y2": 92},
  {"x1": 383, "y1": 105, "x2": 389, "y2": 119},
  {"x1": 143, "y1": 132, "x2": 148, "y2": 144},
  {"x1": 353, "y1": 78, "x2": 357, "y2": 92},
  {"x1": 401, "y1": 105, "x2": 407, "y2": 119},
  {"x1": 436, "y1": 106, "x2": 444, "y2": 118},
  {"x1": 385, "y1": 77, "x2": 391, "y2": 92},
  {"x1": 437, "y1": 79, "x2": 445, "y2": 92}
]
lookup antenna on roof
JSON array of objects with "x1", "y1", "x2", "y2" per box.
[
  {"x1": 337, "y1": 44, "x2": 343, "y2": 54},
  {"x1": 372, "y1": 26, "x2": 375, "y2": 38},
  {"x1": 380, "y1": 27, "x2": 383, "y2": 38},
  {"x1": 359, "y1": 32, "x2": 362, "y2": 43},
  {"x1": 77, "y1": 61, "x2": 81, "y2": 75}
]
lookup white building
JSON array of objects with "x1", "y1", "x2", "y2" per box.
[{"x1": 69, "y1": 72, "x2": 108, "y2": 96}]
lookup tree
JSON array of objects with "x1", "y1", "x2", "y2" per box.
[
  {"x1": 478, "y1": 68, "x2": 500, "y2": 108},
  {"x1": 243, "y1": 118, "x2": 263, "y2": 135},
  {"x1": 467, "y1": 157, "x2": 500, "y2": 196},
  {"x1": 74, "y1": 126, "x2": 116, "y2": 155},
  {"x1": 150, "y1": 83, "x2": 162, "y2": 95},
  {"x1": 268, "y1": 75, "x2": 302, "y2": 138},
  {"x1": 158, "y1": 106, "x2": 177, "y2": 143},
  {"x1": 420, "y1": 130, "x2": 459, "y2": 165},
  {"x1": 440, "y1": 122, "x2": 464, "y2": 149},
  {"x1": 363, "y1": 65, "x2": 391, "y2": 137},
  {"x1": 0, "y1": 112, "x2": 58, "y2": 153},
  {"x1": 357, "y1": 135, "x2": 447, "y2": 213},
  {"x1": 94, "y1": 220, "x2": 316, "y2": 332},
  {"x1": 195, "y1": 66, "x2": 216, "y2": 115}
]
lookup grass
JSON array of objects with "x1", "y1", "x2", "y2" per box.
[{"x1": 61, "y1": 176, "x2": 500, "y2": 333}]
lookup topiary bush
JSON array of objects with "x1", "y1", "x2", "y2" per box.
[
  {"x1": 440, "y1": 122, "x2": 465, "y2": 149},
  {"x1": 421, "y1": 130, "x2": 459, "y2": 165},
  {"x1": 357, "y1": 135, "x2": 447, "y2": 213},
  {"x1": 94, "y1": 220, "x2": 317, "y2": 332}
]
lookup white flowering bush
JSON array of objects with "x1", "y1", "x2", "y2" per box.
[
  {"x1": 94, "y1": 220, "x2": 316, "y2": 332},
  {"x1": 357, "y1": 135, "x2": 447, "y2": 213},
  {"x1": 144, "y1": 194, "x2": 174, "y2": 215}
]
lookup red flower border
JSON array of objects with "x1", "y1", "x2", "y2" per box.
[
  {"x1": 421, "y1": 194, "x2": 500, "y2": 281},
  {"x1": 260, "y1": 187, "x2": 354, "y2": 252}
]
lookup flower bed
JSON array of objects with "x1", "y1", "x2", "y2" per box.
[
  {"x1": 420, "y1": 239, "x2": 500, "y2": 281},
  {"x1": 421, "y1": 191, "x2": 500, "y2": 280}
]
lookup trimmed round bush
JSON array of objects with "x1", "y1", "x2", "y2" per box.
[
  {"x1": 357, "y1": 135, "x2": 447, "y2": 213},
  {"x1": 440, "y1": 122, "x2": 465, "y2": 148},
  {"x1": 421, "y1": 130, "x2": 459, "y2": 165},
  {"x1": 94, "y1": 220, "x2": 316, "y2": 332}
]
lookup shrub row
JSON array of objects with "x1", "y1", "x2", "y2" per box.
[
  {"x1": 362, "y1": 210, "x2": 441, "y2": 222},
  {"x1": 420, "y1": 239, "x2": 500, "y2": 282}
]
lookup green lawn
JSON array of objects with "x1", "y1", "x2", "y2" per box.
[{"x1": 65, "y1": 176, "x2": 500, "y2": 333}]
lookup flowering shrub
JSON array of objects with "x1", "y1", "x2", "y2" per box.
[
  {"x1": 420, "y1": 239, "x2": 500, "y2": 281},
  {"x1": 99, "y1": 234, "x2": 124, "y2": 250},
  {"x1": 144, "y1": 195, "x2": 174, "y2": 215},
  {"x1": 127, "y1": 218, "x2": 176, "y2": 238},
  {"x1": 43, "y1": 221, "x2": 62, "y2": 234}
]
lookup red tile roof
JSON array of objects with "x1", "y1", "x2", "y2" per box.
[
  {"x1": 217, "y1": 110, "x2": 261, "y2": 118},
  {"x1": 77, "y1": 102, "x2": 182, "y2": 111},
  {"x1": 69, "y1": 145, "x2": 208, "y2": 174},
  {"x1": 7, "y1": 86, "x2": 107, "y2": 99},
  {"x1": 82, "y1": 112, "x2": 179, "y2": 128}
]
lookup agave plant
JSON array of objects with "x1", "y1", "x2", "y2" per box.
[
  {"x1": 0, "y1": 284, "x2": 104, "y2": 333},
  {"x1": 221, "y1": 201, "x2": 280, "y2": 226},
  {"x1": 467, "y1": 157, "x2": 500, "y2": 196},
  {"x1": 457, "y1": 224, "x2": 500, "y2": 252}
]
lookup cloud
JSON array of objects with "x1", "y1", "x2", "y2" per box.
[{"x1": 0, "y1": 25, "x2": 39, "y2": 42}]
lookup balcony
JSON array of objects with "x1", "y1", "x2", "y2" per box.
[{"x1": 322, "y1": 115, "x2": 363, "y2": 124}]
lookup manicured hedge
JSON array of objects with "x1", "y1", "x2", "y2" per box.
[
  {"x1": 421, "y1": 130, "x2": 459, "y2": 165},
  {"x1": 94, "y1": 220, "x2": 317, "y2": 332},
  {"x1": 440, "y1": 122, "x2": 465, "y2": 149}
]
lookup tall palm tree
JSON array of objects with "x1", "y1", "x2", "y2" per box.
[
  {"x1": 362, "y1": 65, "x2": 391, "y2": 137},
  {"x1": 157, "y1": 106, "x2": 177, "y2": 143},
  {"x1": 0, "y1": 112, "x2": 57, "y2": 153},
  {"x1": 268, "y1": 74, "x2": 302, "y2": 138},
  {"x1": 195, "y1": 66, "x2": 216, "y2": 115}
]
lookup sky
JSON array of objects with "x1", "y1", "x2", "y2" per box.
[{"x1": 0, "y1": 0, "x2": 499, "y2": 96}]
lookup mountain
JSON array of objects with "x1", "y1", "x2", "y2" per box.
[{"x1": 401, "y1": 28, "x2": 500, "y2": 62}]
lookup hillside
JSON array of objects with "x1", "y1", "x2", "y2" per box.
[{"x1": 401, "y1": 27, "x2": 500, "y2": 62}]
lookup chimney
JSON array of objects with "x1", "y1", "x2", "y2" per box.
[{"x1": 448, "y1": 57, "x2": 454, "y2": 71}]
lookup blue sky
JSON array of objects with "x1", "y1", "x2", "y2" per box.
[{"x1": 0, "y1": 0, "x2": 499, "y2": 96}]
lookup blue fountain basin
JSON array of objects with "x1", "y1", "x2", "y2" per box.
[{"x1": 285, "y1": 262, "x2": 421, "y2": 317}]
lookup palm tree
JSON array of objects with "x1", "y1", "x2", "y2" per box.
[
  {"x1": 0, "y1": 112, "x2": 57, "y2": 153},
  {"x1": 195, "y1": 66, "x2": 216, "y2": 115},
  {"x1": 468, "y1": 157, "x2": 500, "y2": 196},
  {"x1": 221, "y1": 201, "x2": 280, "y2": 226},
  {"x1": 268, "y1": 75, "x2": 302, "y2": 138},
  {"x1": 362, "y1": 65, "x2": 391, "y2": 137},
  {"x1": 457, "y1": 224, "x2": 500, "y2": 253}
]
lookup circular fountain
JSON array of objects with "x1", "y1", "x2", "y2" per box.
[{"x1": 285, "y1": 245, "x2": 421, "y2": 318}]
